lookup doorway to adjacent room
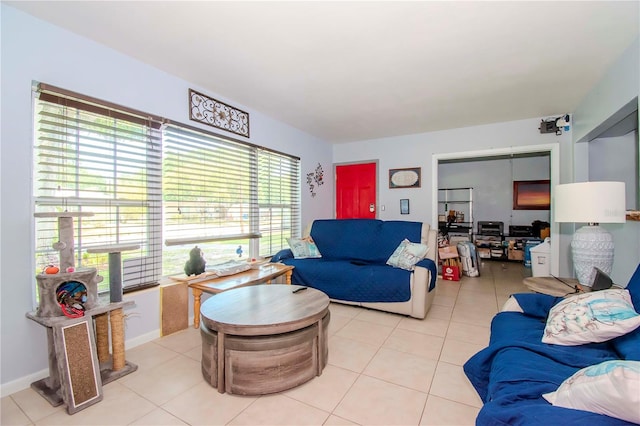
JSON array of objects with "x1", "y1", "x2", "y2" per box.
[{"x1": 432, "y1": 144, "x2": 560, "y2": 276}]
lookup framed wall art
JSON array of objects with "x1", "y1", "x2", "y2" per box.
[
  {"x1": 513, "y1": 180, "x2": 550, "y2": 210},
  {"x1": 389, "y1": 167, "x2": 421, "y2": 189}
]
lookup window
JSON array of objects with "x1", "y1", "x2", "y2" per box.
[
  {"x1": 33, "y1": 84, "x2": 301, "y2": 288},
  {"x1": 257, "y1": 149, "x2": 301, "y2": 256},
  {"x1": 33, "y1": 85, "x2": 163, "y2": 292},
  {"x1": 162, "y1": 124, "x2": 300, "y2": 273}
]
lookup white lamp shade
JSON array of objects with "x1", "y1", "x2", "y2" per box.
[{"x1": 554, "y1": 181, "x2": 626, "y2": 224}]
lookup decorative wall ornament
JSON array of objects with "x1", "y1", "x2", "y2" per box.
[
  {"x1": 389, "y1": 167, "x2": 421, "y2": 189},
  {"x1": 306, "y1": 163, "x2": 324, "y2": 197},
  {"x1": 189, "y1": 89, "x2": 250, "y2": 138}
]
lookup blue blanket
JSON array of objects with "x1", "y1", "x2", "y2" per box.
[
  {"x1": 463, "y1": 294, "x2": 637, "y2": 425},
  {"x1": 273, "y1": 254, "x2": 437, "y2": 303}
]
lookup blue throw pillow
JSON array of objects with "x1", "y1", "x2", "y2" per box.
[
  {"x1": 625, "y1": 263, "x2": 640, "y2": 309},
  {"x1": 612, "y1": 327, "x2": 640, "y2": 361},
  {"x1": 611, "y1": 264, "x2": 640, "y2": 361}
]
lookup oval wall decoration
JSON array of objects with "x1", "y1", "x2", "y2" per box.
[{"x1": 389, "y1": 167, "x2": 421, "y2": 189}]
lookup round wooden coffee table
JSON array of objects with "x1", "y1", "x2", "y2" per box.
[{"x1": 200, "y1": 284, "x2": 330, "y2": 395}]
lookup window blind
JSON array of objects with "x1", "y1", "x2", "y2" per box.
[
  {"x1": 162, "y1": 124, "x2": 300, "y2": 273},
  {"x1": 257, "y1": 149, "x2": 301, "y2": 256},
  {"x1": 33, "y1": 87, "x2": 163, "y2": 292}
]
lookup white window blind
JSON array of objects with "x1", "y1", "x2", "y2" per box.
[
  {"x1": 257, "y1": 149, "x2": 301, "y2": 256},
  {"x1": 33, "y1": 86, "x2": 163, "y2": 292},
  {"x1": 162, "y1": 124, "x2": 300, "y2": 273}
]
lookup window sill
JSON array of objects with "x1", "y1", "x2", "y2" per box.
[{"x1": 122, "y1": 282, "x2": 160, "y2": 294}]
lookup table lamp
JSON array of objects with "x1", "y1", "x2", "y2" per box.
[{"x1": 554, "y1": 181, "x2": 626, "y2": 286}]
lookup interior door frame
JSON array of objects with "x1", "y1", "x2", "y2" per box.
[
  {"x1": 431, "y1": 143, "x2": 560, "y2": 276},
  {"x1": 333, "y1": 160, "x2": 379, "y2": 219}
]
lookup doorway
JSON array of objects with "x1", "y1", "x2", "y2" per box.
[
  {"x1": 432, "y1": 144, "x2": 560, "y2": 276},
  {"x1": 335, "y1": 162, "x2": 377, "y2": 218}
]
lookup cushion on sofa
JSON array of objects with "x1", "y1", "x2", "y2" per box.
[
  {"x1": 611, "y1": 327, "x2": 640, "y2": 361},
  {"x1": 543, "y1": 360, "x2": 640, "y2": 424},
  {"x1": 624, "y1": 263, "x2": 640, "y2": 309},
  {"x1": 386, "y1": 238, "x2": 429, "y2": 271},
  {"x1": 542, "y1": 289, "x2": 640, "y2": 346},
  {"x1": 309, "y1": 219, "x2": 423, "y2": 263},
  {"x1": 504, "y1": 293, "x2": 563, "y2": 318},
  {"x1": 286, "y1": 236, "x2": 322, "y2": 259},
  {"x1": 608, "y1": 264, "x2": 640, "y2": 361}
]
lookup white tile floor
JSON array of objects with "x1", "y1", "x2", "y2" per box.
[{"x1": 2, "y1": 261, "x2": 531, "y2": 426}]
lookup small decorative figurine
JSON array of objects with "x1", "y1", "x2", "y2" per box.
[
  {"x1": 184, "y1": 246, "x2": 206, "y2": 276},
  {"x1": 44, "y1": 265, "x2": 60, "y2": 274}
]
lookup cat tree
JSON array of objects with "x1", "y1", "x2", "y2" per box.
[{"x1": 27, "y1": 212, "x2": 137, "y2": 414}]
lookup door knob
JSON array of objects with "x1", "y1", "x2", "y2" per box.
[{"x1": 369, "y1": 203, "x2": 375, "y2": 213}]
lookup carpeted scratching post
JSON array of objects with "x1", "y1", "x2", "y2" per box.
[
  {"x1": 95, "y1": 313, "x2": 110, "y2": 363},
  {"x1": 110, "y1": 308, "x2": 126, "y2": 371}
]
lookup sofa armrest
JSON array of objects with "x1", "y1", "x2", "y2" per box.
[
  {"x1": 271, "y1": 248, "x2": 294, "y2": 263},
  {"x1": 407, "y1": 259, "x2": 437, "y2": 319},
  {"x1": 415, "y1": 258, "x2": 437, "y2": 292}
]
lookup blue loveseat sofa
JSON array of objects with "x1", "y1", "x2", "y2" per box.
[
  {"x1": 464, "y1": 264, "x2": 640, "y2": 425},
  {"x1": 272, "y1": 219, "x2": 438, "y2": 319}
]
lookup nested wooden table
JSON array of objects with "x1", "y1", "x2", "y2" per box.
[
  {"x1": 200, "y1": 284, "x2": 330, "y2": 395},
  {"x1": 181, "y1": 263, "x2": 294, "y2": 328}
]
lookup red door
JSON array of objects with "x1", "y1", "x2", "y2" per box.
[{"x1": 335, "y1": 162, "x2": 377, "y2": 218}]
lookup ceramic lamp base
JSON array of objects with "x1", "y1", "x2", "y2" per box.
[{"x1": 571, "y1": 225, "x2": 614, "y2": 286}]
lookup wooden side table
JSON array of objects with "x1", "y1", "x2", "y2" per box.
[
  {"x1": 173, "y1": 263, "x2": 294, "y2": 328},
  {"x1": 523, "y1": 276, "x2": 584, "y2": 297}
]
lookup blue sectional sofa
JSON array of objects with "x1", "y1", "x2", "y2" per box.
[
  {"x1": 272, "y1": 219, "x2": 438, "y2": 319},
  {"x1": 464, "y1": 264, "x2": 640, "y2": 425}
]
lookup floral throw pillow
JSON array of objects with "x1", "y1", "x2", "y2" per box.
[
  {"x1": 543, "y1": 360, "x2": 640, "y2": 424},
  {"x1": 287, "y1": 236, "x2": 322, "y2": 259},
  {"x1": 542, "y1": 289, "x2": 640, "y2": 346},
  {"x1": 386, "y1": 239, "x2": 429, "y2": 271}
]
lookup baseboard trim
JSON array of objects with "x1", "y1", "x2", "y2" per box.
[
  {"x1": 0, "y1": 368, "x2": 49, "y2": 398},
  {"x1": 1, "y1": 327, "x2": 161, "y2": 398},
  {"x1": 125, "y1": 328, "x2": 161, "y2": 350}
]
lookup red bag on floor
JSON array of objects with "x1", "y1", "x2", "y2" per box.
[{"x1": 442, "y1": 265, "x2": 460, "y2": 281}]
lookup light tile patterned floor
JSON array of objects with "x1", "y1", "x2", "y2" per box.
[{"x1": 2, "y1": 261, "x2": 531, "y2": 425}]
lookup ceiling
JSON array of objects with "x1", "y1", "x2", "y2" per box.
[{"x1": 7, "y1": 1, "x2": 639, "y2": 143}]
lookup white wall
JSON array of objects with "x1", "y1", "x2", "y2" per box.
[
  {"x1": 333, "y1": 117, "x2": 571, "y2": 226},
  {"x1": 586, "y1": 131, "x2": 640, "y2": 285},
  {"x1": 572, "y1": 36, "x2": 640, "y2": 286},
  {"x1": 0, "y1": 4, "x2": 332, "y2": 392},
  {"x1": 572, "y1": 38, "x2": 639, "y2": 144},
  {"x1": 589, "y1": 132, "x2": 638, "y2": 210}
]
